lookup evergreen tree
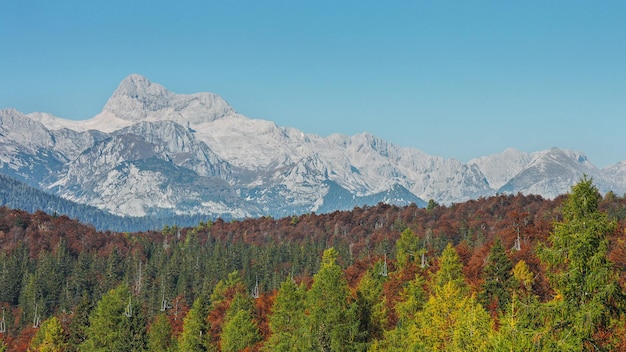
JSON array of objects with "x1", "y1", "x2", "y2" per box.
[
  {"x1": 307, "y1": 247, "x2": 358, "y2": 352},
  {"x1": 354, "y1": 266, "x2": 388, "y2": 346},
  {"x1": 29, "y1": 316, "x2": 67, "y2": 352},
  {"x1": 264, "y1": 277, "x2": 308, "y2": 351},
  {"x1": 371, "y1": 273, "x2": 426, "y2": 351},
  {"x1": 538, "y1": 177, "x2": 622, "y2": 349},
  {"x1": 410, "y1": 243, "x2": 492, "y2": 351},
  {"x1": 489, "y1": 260, "x2": 542, "y2": 351},
  {"x1": 489, "y1": 291, "x2": 542, "y2": 351},
  {"x1": 395, "y1": 228, "x2": 419, "y2": 268},
  {"x1": 148, "y1": 313, "x2": 175, "y2": 352},
  {"x1": 479, "y1": 238, "x2": 514, "y2": 313},
  {"x1": 67, "y1": 293, "x2": 92, "y2": 352},
  {"x1": 511, "y1": 259, "x2": 534, "y2": 294},
  {"x1": 433, "y1": 243, "x2": 465, "y2": 290},
  {"x1": 178, "y1": 297, "x2": 208, "y2": 352},
  {"x1": 206, "y1": 270, "x2": 247, "y2": 349},
  {"x1": 220, "y1": 293, "x2": 260, "y2": 352},
  {"x1": 80, "y1": 284, "x2": 143, "y2": 352}
]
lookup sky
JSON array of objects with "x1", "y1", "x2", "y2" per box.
[{"x1": 1, "y1": 1, "x2": 625, "y2": 167}]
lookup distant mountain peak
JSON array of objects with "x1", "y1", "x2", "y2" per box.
[
  {"x1": 102, "y1": 74, "x2": 236, "y2": 125},
  {"x1": 103, "y1": 74, "x2": 173, "y2": 119},
  {"x1": 112, "y1": 74, "x2": 170, "y2": 101}
]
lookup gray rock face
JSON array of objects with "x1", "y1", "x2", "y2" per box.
[{"x1": 1, "y1": 75, "x2": 624, "y2": 218}]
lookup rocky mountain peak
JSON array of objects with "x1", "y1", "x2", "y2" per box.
[
  {"x1": 102, "y1": 74, "x2": 236, "y2": 125},
  {"x1": 103, "y1": 74, "x2": 173, "y2": 120},
  {"x1": 113, "y1": 74, "x2": 169, "y2": 99}
]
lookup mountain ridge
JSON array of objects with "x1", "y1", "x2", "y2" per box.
[{"x1": 2, "y1": 74, "x2": 625, "y2": 220}]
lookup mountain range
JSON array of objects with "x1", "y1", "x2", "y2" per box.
[{"x1": 1, "y1": 74, "x2": 624, "y2": 222}]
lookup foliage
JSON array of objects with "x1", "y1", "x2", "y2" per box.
[
  {"x1": 307, "y1": 247, "x2": 358, "y2": 351},
  {"x1": 0, "y1": 183, "x2": 624, "y2": 351},
  {"x1": 479, "y1": 237, "x2": 514, "y2": 313},
  {"x1": 220, "y1": 293, "x2": 260, "y2": 352},
  {"x1": 264, "y1": 277, "x2": 307, "y2": 351},
  {"x1": 147, "y1": 313, "x2": 175, "y2": 352},
  {"x1": 538, "y1": 176, "x2": 622, "y2": 349},
  {"x1": 395, "y1": 228, "x2": 419, "y2": 268},
  {"x1": 177, "y1": 297, "x2": 208, "y2": 352},
  {"x1": 410, "y1": 244, "x2": 492, "y2": 351},
  {"x1": 29, "y1": 316, "x2": 67, "y2": 352},
  {"x1": 80, "y1": 284, "x2": 145, "y2": 352}
]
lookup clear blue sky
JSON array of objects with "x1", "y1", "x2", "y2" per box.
[{"x1": 1, "y1": 1, "x2": 625, "y2": 167}]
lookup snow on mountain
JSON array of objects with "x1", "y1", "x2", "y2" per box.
[
  {"x1": 31, "y1": 74, "x2": 238, "y2": 133},
  {"x1": 1, "y1": 74, "x2": 624, "y2": 220},
  {"x1": 603, "y1": 161, "x2": 626, "y2": 195},
  {"x1": 49, "y1": 131, "x2": 251, "y2": 217},
  {"x1": 0, "y1": 109, "x2": 56, "y2": 149},
  {"x1": 469, "y1": 148, "x2": 535, "y2": 190},
  {"x1": 498, "y1": 148, "x2": 609, "y2": 198},
  {"x1": 0, "y1": 109, "x2": 67, "y2": 186},
  {"x1": 102, "y1": 74, "x2": 237, "y2": 125}
]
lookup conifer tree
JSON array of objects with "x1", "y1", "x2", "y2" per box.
[
  {"x1": 479, "y1": 237, "x2": 514, "y2": 313},
  {"x1": 206, "y1": 270, "x2": 247, "y2": 349},
  {"x1": 538, "y1": 176, "x2": 621, "y2": 349},
  {"x1": 148, "y1": 313, "x2": 175, "y2": 352},
  {"x1": 489, "y1": 260, "x2": 541, "y2": 351},
  {"x1": 410, "y1": 243, "x2": 491, "y2": 351},
  {"x1": 371, "y1": 273, "x2": 426, "y2": 351},
  {"x1": 395, "y1": 228, "x2": 419, "y2": 268},
  {"x1": 307, "y1": 247, "x2": 357, "y2": 352},
  {"x1": 354, "y1": 265, "x2": 388, "y2": 346},
  {"x1": 80, "y1": 284, "x2": 145, "y2": 352},
  {"x1": 264, "y1": 277, "x2": 308, "y2": 351},
  {"x1": 67, "y1": 293, "x2": 92, "y2": 352},
  {"x1": 220, "y1": 292, "x2": 260, "y2": 352},
  {"x1": 178, "y1": 297, "x2": 208, "y2": 352},
  {"x1": 29, "y1": 316, "x2": 67, "y2": 352}
]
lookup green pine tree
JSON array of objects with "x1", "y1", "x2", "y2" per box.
[
  {"x1": 410, "y1": 243, "x2": 492, "y2": 351},
  {"x1": 264, "y1": 277, "x2": 308, "y2": 351},
  {"x1": 538, "y1": 176, "x2": 621, "y2": 349},
  {"x1": 220, "y1": 293, "x2": 260, "y2": 352},
  {"x1": 479, "y1": 238, "x2": 514, "y2": 313},
  {"x1": 148, "y1": 313, "x2": 175, "y2": 352},
  {"x1": 80, "y1": 284, "x2": 143, "y2": 352},
  {"x1": 178, "y1": 297, "x2": 208, "y2": 352},
  {"x1": 307, "y1": 247, "x2": 358, "y2": 352},
  {"x1": 395, "y1": 228, "x2": 419, "y2": 269},
  {"x1": 29, "y1": 316, "x2": 67, "y2": 352}
]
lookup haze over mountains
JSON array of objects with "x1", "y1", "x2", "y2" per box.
[{"x1": 1, "y1": 74, "x2": 624, "y2": 221}]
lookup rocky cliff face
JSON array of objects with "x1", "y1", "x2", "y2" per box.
[{"x1": 2, "y1": 75, "x2": 624, "y2": 218}]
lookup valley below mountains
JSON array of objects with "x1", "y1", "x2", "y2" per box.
[{"x1": 1, "y1": 74, "x2": 625, "y2": 225}]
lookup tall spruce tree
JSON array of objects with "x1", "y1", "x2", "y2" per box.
[
  {"x1": 479, "y1": 237, "x2": 514, "y2": 313},
  {"x1": 219, "y1": 292, "x2": 260, "y2": 352},
  {"x1": 395, "y1": 228, "x2": 419, "y2": 269},
  {"x1": 29, "y1": 316, "x2": 67, "y2": 352},
  {"x1": 410, "y1": 243, "x2": 492, "y2": 351},
  {"x1": 538, "y1": 176, "x2": 621, "y2": 349},
  {"x1": 307, "y1": 247, "x2": 358, "y2": 352},
  {"x1": 178, "y1": 297, "x2": 208, "y2": 352},
  {"x1": 80, "y1": 284, "x2": 144, "y2": 352},
  {"x1": 264, "y1": 277, "x2": 308, "y2": 351},
  {"x1": 147, "y1": 313, "x2": 175, "y2": 352}
]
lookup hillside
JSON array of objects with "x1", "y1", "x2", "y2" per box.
[{"x1": 0, "y1": 179, "x2": 625, "y2": 350}]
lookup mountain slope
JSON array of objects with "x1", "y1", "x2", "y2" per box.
[
  {"x1": 2, "y1": 74, "x2": 625, "y2": 222},
  {"x1": 498, "y1": 148, "x2": 612, "y2": 198}
]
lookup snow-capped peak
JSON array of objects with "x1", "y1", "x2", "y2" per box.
[
  {"x1": 102, "y1": 74, "x2": 237, "y2": 126},
  {"x1": 103, "y1": 74, "x2": 173, "y2": 118}
]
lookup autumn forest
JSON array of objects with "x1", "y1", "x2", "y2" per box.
[{"x1": 1, "y1": 177, "x2": 626, "y2": 351}]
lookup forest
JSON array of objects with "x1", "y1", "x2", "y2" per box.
[{"x1": 0, "y1": 177, "x2": 626, "y2": 351}]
